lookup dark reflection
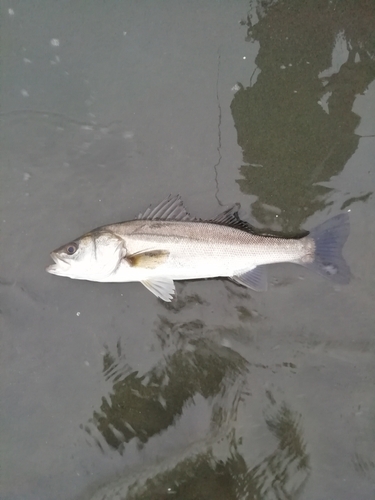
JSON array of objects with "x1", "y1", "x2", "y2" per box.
[
  {"x1": 353, "y1": 452, "x2": 375, "y2": 478},
  {"x1": 160, "y1": 291, "x2": 208, "y2": 313},
  {"x1": 83, "y1": 310, "x2": 310, "y2": 499},
  {"x1": 231, "y1": 403, "x2": 309, "y2": 500},
  {"x1": 87, "y1": 398, "x2": 309, "y2": 500},
  {"x1": 86, "y1": 317, "x2": 248, "y2": 453},
  {"x1": 232, "y1": 0, "x2": 375, "y2": 230}
]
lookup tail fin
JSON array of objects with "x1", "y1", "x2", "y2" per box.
[{"x1": 303, "y1": 213, "x2": 351, "y2": 284}]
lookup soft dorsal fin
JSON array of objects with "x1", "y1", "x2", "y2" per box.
[
  {"x1": 137, "y1": 195, "x2": 197, "y2": 221},
  {"x1": 210, "y1": 205, "x2": 258, "y2": 234}
]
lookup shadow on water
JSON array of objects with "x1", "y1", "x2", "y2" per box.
[
  {"x1": 231, "y1": 0, "x2": 375, "y2": 230},
  {"x1": 81, "y1": 309, "x2": 310, "y2": 500}
]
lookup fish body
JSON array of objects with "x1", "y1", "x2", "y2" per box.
[
  {"x1": 47, "y1": 196, "x2": 351, "y2": 301},
  {"x1": 102, "y1": 219, "x2": 313, "y2": 281}
]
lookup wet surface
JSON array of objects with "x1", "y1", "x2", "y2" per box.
[{"x1": 1, "y1": 1, "x2": 375, "y2": 499}]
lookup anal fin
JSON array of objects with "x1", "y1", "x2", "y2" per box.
[
  {"x1": 141, "y1": 277, "x2": 175, "y2": 301},
  {"x1": 231, "y1": 266, "x2": 268, "y2": 292}
]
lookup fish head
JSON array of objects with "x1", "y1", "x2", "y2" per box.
[{"x1": 46, "y1": 230, "x2": 125, "y2": 280}]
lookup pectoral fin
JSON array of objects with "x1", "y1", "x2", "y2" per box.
[
  {"x1": 231, "y1": 266, "x2": 268, "y2": 292},
  {"x1": 126, "y1": 250, "x2": 169, "y2": 269},
  {"x1": 141, "y1": 277, "x2": 175, "y2": 301}
]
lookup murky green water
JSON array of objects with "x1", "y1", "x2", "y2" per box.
[{"x1": 1, "y1": 1, "x2": 375, "y2": 499}]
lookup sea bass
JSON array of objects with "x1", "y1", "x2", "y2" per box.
[{"x1": 46, "y1": 195, "x2": 351, "y2": 301}]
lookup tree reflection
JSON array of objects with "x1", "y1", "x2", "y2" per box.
[
  {"x1": 232, "y1": 0, "x2": 375, "y2": 230},
  {"x1": 88, "y1": 397, "x2": 309, "y2": 500},
  {"x1": 124, "y1": 405, "x2": 309, "y2": 500},
  {"x1": 88, "y1": 317, "x2": 248, "y2": 453},
  {"x1": 84, "y1": 311, "x2": 310, "y2": 500}
]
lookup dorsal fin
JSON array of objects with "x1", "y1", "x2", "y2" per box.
[
  {"x1": 210, "y1": 205, "x2": 258, "y2": 234},
  {"x1": 137, "y1": 196, "x2": 265, "y2": 235},
  {"x1": 137, "y1": 195, "x2": 197, "y2": 221}
]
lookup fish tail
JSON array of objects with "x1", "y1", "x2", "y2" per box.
[{"x1": 302, "y1": 213, "x2": 351, "y2": 284}]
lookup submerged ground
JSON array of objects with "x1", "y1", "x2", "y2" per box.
[{"x1": 1, "y1": 1, "x2": 375, "y2": 499}]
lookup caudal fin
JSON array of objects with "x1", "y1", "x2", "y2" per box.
[{"x1": 303, "y1": 213, "x2": 351, "y2": 284}]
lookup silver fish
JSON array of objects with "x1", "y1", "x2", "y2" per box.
[{"x1": 46, "y1": 195, "x2": 351, "y2": 301}]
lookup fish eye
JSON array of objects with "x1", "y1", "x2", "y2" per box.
[{"x1": 65, "y1": 242, "x2": 78, "y2": 255}]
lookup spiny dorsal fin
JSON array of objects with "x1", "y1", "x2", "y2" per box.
[
  {"x1": 137, "y1": 195, "x2": 197, "y2": 221},
  {"x1": 210, "y1": 205, "x2": 258, "y2": 234}
]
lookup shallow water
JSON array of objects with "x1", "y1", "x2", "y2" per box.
[{"x1": 1, "y1": 1, "x2": 375, "y2": 499}]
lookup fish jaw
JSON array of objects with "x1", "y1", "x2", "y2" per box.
[
  {"x1": 46, "y1": 251, "x2": 91, "y2": 279},
  {"x1": 46, "y1": 252, "x2": 71, "y2": 276}
]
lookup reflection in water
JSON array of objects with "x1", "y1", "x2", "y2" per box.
[
  {"x1": 227, "y1": 403, "x2": 309, "y2": 500},
  {"x1": 353, "y1": 452, "x2": 375, "y2": 479},
  {"x1": 84, "y1": 311, "x2": 310, "y2": 499},
  {"x1": 87, "y1": 317, "x2": 248, "y2": 453},
  {"x1": 90, "y1": 404, "x2": 309, "y2": 500},
  {"x1": 232, "y1": 0, "x2": 375, "y2": 230}
]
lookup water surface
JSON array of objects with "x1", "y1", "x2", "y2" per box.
[{"x1": 1, "y1": 1, "x2": 375, "y2": 499}]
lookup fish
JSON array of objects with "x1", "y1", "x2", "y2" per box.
[{"x1": 46, "y1": 195, "x2": 351, "y2": 301}]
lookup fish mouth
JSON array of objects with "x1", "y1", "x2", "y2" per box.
[{"x1": 46, "y1": 252, "x2": 69, "y2": 274}]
